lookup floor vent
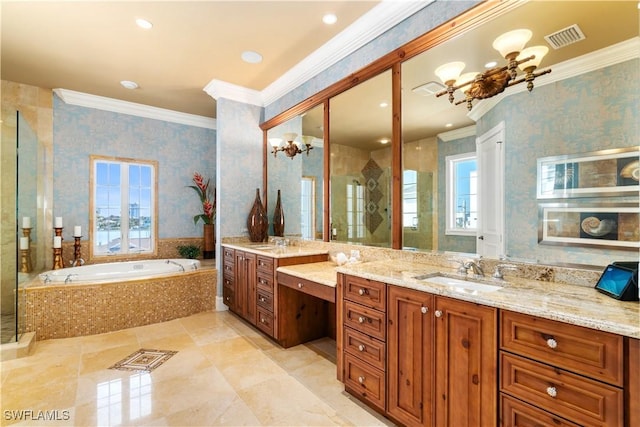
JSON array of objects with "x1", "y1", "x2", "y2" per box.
[{"x1": 544, "y1": 24, "x2": 586, "y2": 49}]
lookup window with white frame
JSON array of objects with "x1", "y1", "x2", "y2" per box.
[
  {"x1": 445, "y1": 152, "x2": 478, "y2": 235},
  {"x1": 91, "y1": 156, "x2": 157, "y2": 257},
  {"x1": 346, "y1": 180, "x2": 365, "y2": 240},
  {"x1": 403, "y1": 169, "x2": 418, "y2": 229}
]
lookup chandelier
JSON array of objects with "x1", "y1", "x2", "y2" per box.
[
  {"x1": 269, "y1": 133, "x2": 314, "y2": 159},
  {"x1": 434, "y1": 29, "x2": 552, "y2": 110}
]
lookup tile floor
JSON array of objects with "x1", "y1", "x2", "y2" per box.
[{"x1": 0, "y1": 311, "x2": 394, "y2": 426}]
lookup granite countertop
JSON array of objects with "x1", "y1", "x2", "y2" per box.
[
  {"x1": 222, "y1": 242, "x2": 328, "y2": 259},
  {"x1": 276, "y1": 261, "x2": 338, "y2": 288},
  {"x1": 272, "y1": 257, "x2": 639, "y2": 339}
]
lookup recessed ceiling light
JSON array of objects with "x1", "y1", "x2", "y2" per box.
[
  {"x1": 379, "y1": 138, "x2": 390, "y2": 144},
  {"x1": 323, "y1": 13, "x2": 337, "y2": 25},
  {"x1": 379, "y1": 101, "x2": 388, "y2": 108},
  {"x1": 136, "y1": 18, "x2": 153, "y2": 29},
  {"x1": 241, "y1": 50, "x2": 263, "y2": 64},
  {"x1": 484, "y1": 61, "x2": 498, "y2": 68},
  {"x1": 120, "y1": 80, "x2": 139, "y2": 90},
  {"x1": 445, "y1": 123, "x2": 453, "y2": 128}
]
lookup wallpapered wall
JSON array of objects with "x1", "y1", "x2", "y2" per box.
[
  {"x1": 53, "y1": 95, "x2": 216, "y2": 240},
  {"x1": 478, "y1": 59, "x2": 639, "y2": 265}
]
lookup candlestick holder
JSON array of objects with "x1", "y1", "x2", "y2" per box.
[
  {"x1": 73, "y1": 236, "x2": 83, "y2": 266},
  {"x1": 22, "y1": 227, "x2": 33, "y2": 272},
  {"x1": 20, "y1": 249, "x2": 32, "y2": 273},
  {"x1": 54, "y1": 227, "x2": 64, "y2": 267},
  {"x1": 53, "y1": 247, "x2": 64, "y2": 270}
]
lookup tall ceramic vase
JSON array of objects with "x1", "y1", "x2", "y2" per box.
[
  {"x1": 273, "y1": 189, "x2": 285, "y2": 237},
  {"x1": 203, "y1": 223, "x2": 215, "y2": 259},
  {"x1": 247, "y1": 188, "x2": 268, "y2": 242}
]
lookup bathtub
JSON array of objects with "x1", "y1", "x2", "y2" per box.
[
  {"x1": 39, "y1": 258, "x2": 200, "y2": 285},
  {"x1": 23, "y1": 258, "x2": 215, "y2": 340}
]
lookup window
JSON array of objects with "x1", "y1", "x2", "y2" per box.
[
  {"x1": 300, "y1": 177, "x2": 315, "y2": 240},
  {"x1": 346, "y1": 180, "x2": 365, "y2": 240},
  {"x1": 91, "y1": 156, "x2": 157, "y2": 257},
  {"x1": 445, "y1": 153, "x2": 478, "y2": 235},
  {"x1": 403, "y1": 170, "x2": 418, "y2": 229}
]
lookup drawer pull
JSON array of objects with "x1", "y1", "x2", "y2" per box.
[
  {"x1": 358, "y1": 344, "x2": 366, "y2": 352},
  {"x1": 259, "y1": 296, "x2": 266, "y2": 303},
  {"x1": 358, "y1": 288, "x2": 369, "y2": 296},
  {"x1": 260, "y1": 279, "x2": 267, "y2": 285},
  {"x1": 421, "y1": 306, "x2": 428, "y2": 314},
  {"x1": 435, "y1": 310, "x2": 443, "y2": 318},
  {"x1": 358, "y1": 316, "x2": 367, "y2": 324},
  {"x1": 546, "y1": 386, "x2": 557, "y2": 398},
  {"x1": 298, "y1": 283, "x2": 303, "y2": 288},
  {"x1": 358, "y1": 376, "x2": 365, "y2": 384},
  {"x1": 546, "y1": 338, "x2": 558, "y2": 349},
  {"x1": 260, "y1": 317, "x2": 266, "y2": 323},
  {"x1": 225, "y1": 296, "x2": 230, "y2": 301}
]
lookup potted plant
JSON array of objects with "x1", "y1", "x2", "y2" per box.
[
  {"x1": 177, "y1": 244, "x2": 201, "y2": 259},
  {"x1": 188, "y1": 172, "x2": 216, "y2": 259}
]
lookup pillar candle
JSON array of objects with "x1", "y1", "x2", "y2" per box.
[
  {"x1": 20, "y1": 237, "x2": 29, "y2": 250},
  {"x1": 22, "y1": 216, "x2": 31, "y2": 229},
  {"x1": 53, "y1": 236, "x2": 62, "y2": 248},
  {"x1": 54, "y1": 217, "x2": 63, "y2": 228},
  {"x1": 74, "y1": 226, "x2": 82, "y2": 237}
]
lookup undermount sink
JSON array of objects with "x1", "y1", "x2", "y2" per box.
[
  {"x1": 414, "y1": 274, "x2": 503, "y2": 294},
  {"x1": 249, "y1": 245, "x2": 277, "y2": 250}
]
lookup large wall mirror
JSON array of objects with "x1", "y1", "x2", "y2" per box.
[
  {"x1": 264, "y1": 0, "x2": 639, "y2": 266},
  {"x1": 266, "y1": 103, "x2": 325, "y2": 240}
]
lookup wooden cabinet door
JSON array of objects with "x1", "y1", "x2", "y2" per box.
[
  {"x1": 387, "y1": 286, "x2": 433, "y2": 427},
  {"x1": 234, "y1": 250, "x2": 257, "y2": 324},
  {"x1": 434, "y1": 296, "x2": 497, "y2": 427}
]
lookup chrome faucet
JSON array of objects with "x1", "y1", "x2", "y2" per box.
[
  {"x1": 463, "y1": 260, "x2": 484, "y2": 277},
  {"x1": 71, "y1": 258, "x2": 85, "y2": 267},
  {"x1": 166, "y1": 259, "x2": 185, "y2": 272},
  {"x1": 42, "y1": 274, "x2": 51, "y2": 284},
  {"x1": 64, "y1": 274, "x2": 77, "y2": 284}
]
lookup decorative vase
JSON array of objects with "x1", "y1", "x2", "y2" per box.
[
  {"x1": 203, "y1": 223, "x2": 215, "y2": 259},
  {"x1": 273, "y1": 189, "x2": 285, "y2": 237},
  {"x1": 247, "y1": 188, "x2": 268, "y2": 242}
]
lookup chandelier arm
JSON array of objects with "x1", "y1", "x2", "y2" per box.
[{"x1": 506, "y1": 67, "x2": 552, "y2": 88}]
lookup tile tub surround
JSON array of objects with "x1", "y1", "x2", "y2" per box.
[{"x1": 21, "y1": 268, "x2": 217, "y2": 340}]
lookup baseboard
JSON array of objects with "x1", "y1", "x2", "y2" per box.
[{"x1": 215, "y1": 295, "x2": 229, "y2": 312}]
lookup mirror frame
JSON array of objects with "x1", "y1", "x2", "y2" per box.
[{"x1": 259, "y1": 1, "x2": 525, "y2": 248}]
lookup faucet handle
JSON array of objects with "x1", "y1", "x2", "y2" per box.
[
  {"x1": 449, "y1": 258, "x2": 468, "y2": 274},
  {"x1": 493, "y1": 263, "x2": 518, "y2": 279}
]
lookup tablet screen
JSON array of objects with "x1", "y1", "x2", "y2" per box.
[{"x1": 596, "y1": 265, "x2": 634, "y2": 297}]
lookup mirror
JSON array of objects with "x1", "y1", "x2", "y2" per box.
[
  {"x1": 329, "y1": 70, "x2": 392, "y2": 247},
  {"x1": 267, "y1": 103, "x2": 324, "y2": 240}
]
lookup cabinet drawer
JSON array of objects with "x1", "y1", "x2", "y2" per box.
[
  {"x1": 500, "y1": 353, "x2": 623, "y2": 427},
  {"x1": 344, "y1": 352, "x2": 386, "y2": 412},
  {"x1": 223, "y1": 247, "x2": 234, "y2": 261},
  {"x1": 500, "y1": 311, "x2": 623, "y2": 386},
  {"x1": 256, "y1": 307, "x2": 274, "y2": 336},
  {"x1": 344, "y1": 301, "x2": 385, "y2": 341},
  {"x1": 257, "y1": 256, "x2": 274, "y2": 274},
  {"x1": 257, "y1": 288, "x2": 273, "y2": 312},
  {"x1": 278, "y1": 273, "x2": 335, "y2": 302},
  {"x1": 222, "y1": 274, "x2": 234, "y2": 289},
  {"x1": 257, "y1": 272, "x2": 274, "y2": 292},
  {"x1": 222, "y1": 284, "x2": 234, "y2": 309},
  {"x1": 223, "y1": 261, "x2": 234, "y2": 276},
  {"x1": 501, "y1": 394, "x2": 581, "y2": 427},
  {"x1": 344, "y1": 276, "x2": 386, "y2": 311},
  {"x1": 344, "y1": 327, "x2": 385, "y2": 371}
]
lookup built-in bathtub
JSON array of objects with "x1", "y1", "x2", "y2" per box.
[
  {"x1": 39, "y1": 258, "x2": 200, "y2": 285},
  {"x1": 22, "y1": 259, "x2": 217, "y2": 340}
]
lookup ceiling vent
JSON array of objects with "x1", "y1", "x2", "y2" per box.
[
  {"x1": 544, "y1": 24, "x2": 586, "y2": 49},
  {"x1": 412, "y1": 81, "x2": 445, "y2": 96}
]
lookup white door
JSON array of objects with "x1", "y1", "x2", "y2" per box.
[{"x1": 476, "y1": 122, "x2": 505, "y2": 257}]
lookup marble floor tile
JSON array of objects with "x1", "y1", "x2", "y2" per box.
[{"x1": 0, "y1": 310, "x2": 393, "y2": 426}]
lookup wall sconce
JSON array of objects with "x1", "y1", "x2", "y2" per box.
[
  {"x1": 270, "y1": 132, "x2": 314, "y2": 159},
  {"x1": 435, "y1": 29, "x2": 552, "y2": 110}
]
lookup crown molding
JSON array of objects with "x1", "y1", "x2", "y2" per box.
[
  {"x1": 202, "y1": 79, "x2": 263, "y2": 107},
  {"x1": 53, "y1": 88, "x2": 217, "y2": 130},
  {"x1": 468, "y1": 37, "x2": 640, "y2": 122},
  {"x1": 204, "y1": 0, "x2": 432, "y2": 106},
  {"x1": 438, "y1": 125, "x2": 477, "y2": 142}
]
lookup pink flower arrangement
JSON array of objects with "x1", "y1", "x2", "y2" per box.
[{"x1": 188, "y1": 172, "x2": 215, "y2": 225}]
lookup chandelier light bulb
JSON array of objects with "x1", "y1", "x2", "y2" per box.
[
  {"x1": 435, "y1": 61, "x2": 466, "y2": 86},
  {"x1": 492, "y1": 29, "x2": 532, "y2": 59}
]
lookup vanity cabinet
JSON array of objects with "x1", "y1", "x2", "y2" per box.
[
  {"x1": 386, "y1": 286, "x2": 497, "y2": 427},
  {"x1": 222, "y1": 245, "x2": 327, "y2": 342},
  {"x1": 500, "y1": 310, "x2": 625, "y2": 427}
]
